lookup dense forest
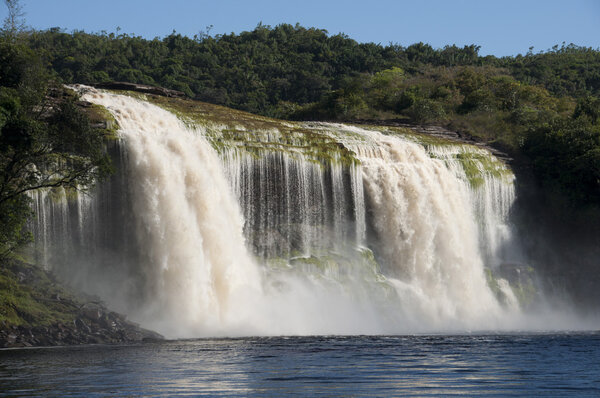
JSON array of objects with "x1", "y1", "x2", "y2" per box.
[
  {"x1": 1, "y1": 9, "x2": 600, "y2": 310},
  {"x1": 20, "y1": 23, "x2": 599, "y2": 210}
]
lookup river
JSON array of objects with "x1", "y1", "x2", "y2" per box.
[{"x1": 1, "y1": 333, "x2": 599, "y2": 396}]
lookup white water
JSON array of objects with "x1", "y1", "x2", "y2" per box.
[
  {"x1": 31, "y1": 88, "x2": 584, "y2": 337},
  {"x1": 77, "y1": 91, "x2": 270, "y2": 336},
  {"x1": 221, "y1": 149, "x2": 365, "y2": 258},
  {"x1": 361, "y1": 135, "x2": 503, "y2": 321},
  {"x1": 427, "y1": 144, "x2": 518, "y2": 266}
]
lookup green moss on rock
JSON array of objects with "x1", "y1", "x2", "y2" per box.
[
  {"x1": 107, "y1": 89, "x2": 513, "y2": 189},
  {"x1": 115, "y1": 91, "x2": 361, "y2": 168},
  {"x1": 0, "y1": 259, "x2": 78, "y2": 327},
  {"x1": 485, "y1": 265, "x2": 538, "y2": 308},
  {"x1": 84, "y1": 103, "x2": 120, "y2": 139},
  {"x1": 428, "y1": 145, "x2": 513, "y2": 188}
]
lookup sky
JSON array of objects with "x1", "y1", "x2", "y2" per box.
[{"x1": 2, "y1": 0, "x2": 599, "y2": 56}]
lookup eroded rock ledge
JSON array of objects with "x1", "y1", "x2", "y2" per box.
[
  {"x1": 353, "y1": 119, "x2": 513, "y2": 163},
  {"x1": 92, "y1": 81, "x2": 186, "y2": 98},
  {"x1": 0, "y1": 307, "x2": 162, "y2": 348}
]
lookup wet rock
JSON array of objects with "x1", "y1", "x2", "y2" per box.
[
  {"x1": 100, "y1": 314, "x2": 117, "y2": 330},
  {"x1": 74, "y1": 317, "x2": 92, "y2": 334},
  {"x1": 0, "y1": 260, "x2": 164, "y2": 348},
  {"x1": 353, "y1": 119, "x2": 513, "y2": 163},
  {"x1": 77, "y1": 100, "x2": 94, "y2": 108},
  {"x1": 81, "y1": 303, "x2": 103, "y2": 321},
  {"x1": 92, "y1": 82, "x2": 186, "y2": 98}
]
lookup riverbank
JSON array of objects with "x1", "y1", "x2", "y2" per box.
[{"x1": 0, "y1": 259, "x2": 162, "y2": 348}]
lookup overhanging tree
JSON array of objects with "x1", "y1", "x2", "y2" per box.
[{"x1": 0, "y1": 36, "x2": 111, "y2": 256}]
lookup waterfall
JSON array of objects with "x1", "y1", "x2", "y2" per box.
[
  {"x1": 29, "y1": 88, "x2": 528, "y2": 337},
  {"x1": 426, "y1": 144, "x2": 518, "y2": 266},
  {"x1": 221, "y1": 149, "x2": 365, "y2": 258},
  {"x1": 32, "y1": 91, "x2": 264, "y2": 336}
]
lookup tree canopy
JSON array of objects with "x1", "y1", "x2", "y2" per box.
[
  {"x1": 0, "y1": 38, "x2": 111, "y2": 255},
  {"x1": 1, "y1": 19, "x2": 599, "y2": 252}
]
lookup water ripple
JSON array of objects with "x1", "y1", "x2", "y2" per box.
[{"x1": 1, "y1": 333, "x2": 600, "y2": 397}]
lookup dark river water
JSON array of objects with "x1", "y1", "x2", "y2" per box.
[{"x1": 1, "y1": 333, "x2": 599, "y2": 396}]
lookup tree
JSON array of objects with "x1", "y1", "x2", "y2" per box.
[
  {"x1": 0, "y1": 39, "x2": 112, "y2": 256},
  {"x1": 523, "y1": 117, "x2": 600, "y2": 207},
  {"x1": 1, "y1": 0, "x2": 26, "y2": 41}
]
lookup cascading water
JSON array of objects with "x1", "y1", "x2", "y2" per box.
[
  {"x1": 221, "y1": 149, "x2": 365, "y2": 258},
  {"x1": 29, "y1": 87, "x2": 535, "y2": 337}
]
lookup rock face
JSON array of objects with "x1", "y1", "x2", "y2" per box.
[
  {"x1": 353, "y1": 119, "x2": 513, "y2": 163},
  {"x1": 0, "y1": 259, "x2": 163, "y2": 348},
  {"x1": 0, "y1": 304, "x2": 162, "y2": 348},
  {"x1": 92, "y1": 82, "x2": 186, "y2": 98}
]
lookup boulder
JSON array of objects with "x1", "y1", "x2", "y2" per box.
[{"x1": 80, "y1": 303, "x2": 103, "y2": 321}]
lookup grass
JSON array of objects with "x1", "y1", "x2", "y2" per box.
[{"x1": 0, "y1": 259, "x2": 79, "y2": 327}]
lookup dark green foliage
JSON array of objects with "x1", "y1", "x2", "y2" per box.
[
  {"x1": 504, "y1": 44, "x2": 600, "y2": 98},
  {"x1": 3, "y1": 22, "x2": 599, "y2": 224},
  {"x1": 22, "y1": 24, "x2": 600, "y2": 118},
  {"x1": 0, "y1": 39, "x2": 111, "y2": 255},
  {"x1": 523, "y1": 115, "x2": 600, "y2": 206},
  {"x1": 24, "y1": 24, "x2": 488, "y2": 115},
  {"x1": 0, "y1": 196, "x2": 31, "y2": 257},
  {"x1": 573, "y1": 96, "x2": 600, "y2": 123},
  {"x1": 407, "y1": 98, "x2": 446, "y2": 123}
]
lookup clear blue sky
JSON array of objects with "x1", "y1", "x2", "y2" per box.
[{"x1": 3, "y1": 0, "x2": 599, "y2": 56}]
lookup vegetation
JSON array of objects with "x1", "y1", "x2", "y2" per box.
[
  {"x1": 0, "y1": 0, "x2": 599, "y2": 314},
  {"x1": 0, "y1": 258, "x2": 78, "y2": 326},
  {"x1": 16, "y1": 23, "x2": 598, "y2": 212},
  {"x1": 0, "y1": 1, "x2": 112, "y2": 332},
  {"x1": 22, "y1": 27, "x2": 600, "y2": 112},
  {"x1": 131, "y1": 91, "x2": 361, "y2": 167},
  {"x1": 0, "y1": 39, "x2": 112, "y2": 256}
]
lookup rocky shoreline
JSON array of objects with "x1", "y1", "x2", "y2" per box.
[
  {"x1": 0, "y1": 304, "x2": 162, "y2": 348},
  {"x1": 0, "y1": 259, "x2": 163, "y2": 348}
]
